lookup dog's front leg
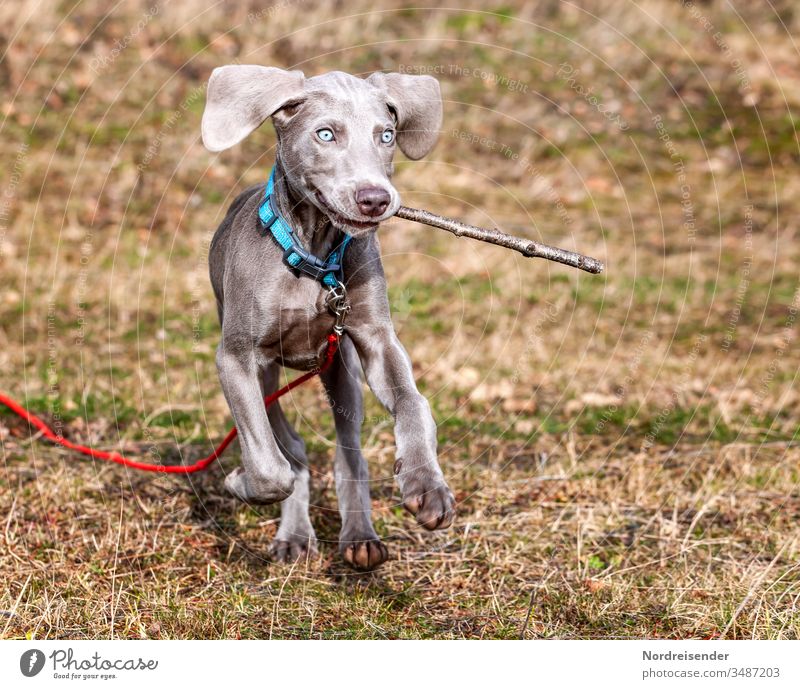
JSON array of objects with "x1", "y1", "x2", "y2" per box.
[
  {"x1": 350, "y1": 325, "x2": 455, "y2": 530},
  {"x1": 216, "y1": 342, "x2": 295, "y2": 504}
]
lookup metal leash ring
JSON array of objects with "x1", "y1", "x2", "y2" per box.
[{"x1": 325, "y1": 280, "x2": 351, "y2": 335}]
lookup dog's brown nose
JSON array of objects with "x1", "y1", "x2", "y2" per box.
[{"x1": 355, "y1": 186, "x2": 390, "y2": 218}]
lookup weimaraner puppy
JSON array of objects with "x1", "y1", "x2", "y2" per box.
[{"x1": 201, "y1": 66, "x2": 455, "y2": 570}]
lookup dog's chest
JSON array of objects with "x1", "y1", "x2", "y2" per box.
[{"x1": 259, "y1": 276, "x2": 338, "y2": 370}]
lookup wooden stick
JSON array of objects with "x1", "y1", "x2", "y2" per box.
[{"x1": 394, "y1": 206, "x2": 604, "y2": 275}]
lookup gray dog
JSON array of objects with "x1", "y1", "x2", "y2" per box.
[{"x1": 201, "y1": 66, "x2": 455, "y2": 570}]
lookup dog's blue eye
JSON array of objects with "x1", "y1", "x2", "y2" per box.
[
  {"x1": 381, "y1": 129, "x2": 395, "y2": 144},
  {"x1": 317, "y1": 128, "x2": 335, "y2": 142}
]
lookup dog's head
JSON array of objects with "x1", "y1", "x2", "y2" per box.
[{"x1": 201, "y1": 66, "x2": 442, "y2": 236}]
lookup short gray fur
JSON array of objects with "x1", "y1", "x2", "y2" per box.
[{"x1": 202, "y1": 66, "x2": 455, "y2": 570}]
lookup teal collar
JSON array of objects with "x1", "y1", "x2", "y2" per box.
[{"x1": 258, "y1": 166, "x2": 352, "y2": 288}]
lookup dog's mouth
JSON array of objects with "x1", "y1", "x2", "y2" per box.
[{"x1": 315, "y1": 192, "x2": 382, "y2": 233}]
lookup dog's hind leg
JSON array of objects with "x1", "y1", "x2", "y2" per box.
[
  {"x1": 262, "y1": 364, "x2": 318, "y2": 563},
  {"x1": 321, "y1": 336, "x2": 389, "y2": 571}
]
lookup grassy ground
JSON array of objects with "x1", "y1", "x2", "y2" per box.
[{"x1": 1, "y1": 0, "x2": 799, "y2": 639}]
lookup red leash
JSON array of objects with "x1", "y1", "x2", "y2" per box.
[{"x1": 0, "y1": 333, "x2": 340, "y2": 474}]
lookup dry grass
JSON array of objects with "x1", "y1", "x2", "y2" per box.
[{"x1": 1, "y1": 0, "x2": 799, "y2": 638}]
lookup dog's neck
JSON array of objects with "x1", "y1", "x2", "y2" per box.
[{"x1": 270, "y1": 160, "x2": 340, "y2": 259}]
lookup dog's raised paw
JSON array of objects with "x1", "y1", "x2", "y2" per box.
[
  {"x1": 224, "y1": 466, "x2": 295, "y2": 505},
  {"x1": 403, "y1": 484, "x2": 456, "y2": 531},
  {"x1": 269, "y1": 537, "x2": 318, "y2": 564},
  {"x1": 340, "y1": 538, "x2": 389, "y2": 571}
]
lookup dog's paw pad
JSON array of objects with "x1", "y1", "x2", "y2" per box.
[
  {"x1": 269, "y1": 538, "x2": 317, "y2": 564},
  {"x1": 341, "y1": 539, "x2": 389, "y2": 571},
  {"x1": 404, "y1": 485, "x2": 455, "y2": 531}
]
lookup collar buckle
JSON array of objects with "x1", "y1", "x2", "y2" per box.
[{"x1": 282, "y1": 245, "x2": 341, "y2": 281}]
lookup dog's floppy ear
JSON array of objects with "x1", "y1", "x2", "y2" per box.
[
  {"x1": 367, "y1": 72, "x2": 442, "y2": 160},
  {"x1": 201, "y1": 65, "x2": 305, "y2": 152}
]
